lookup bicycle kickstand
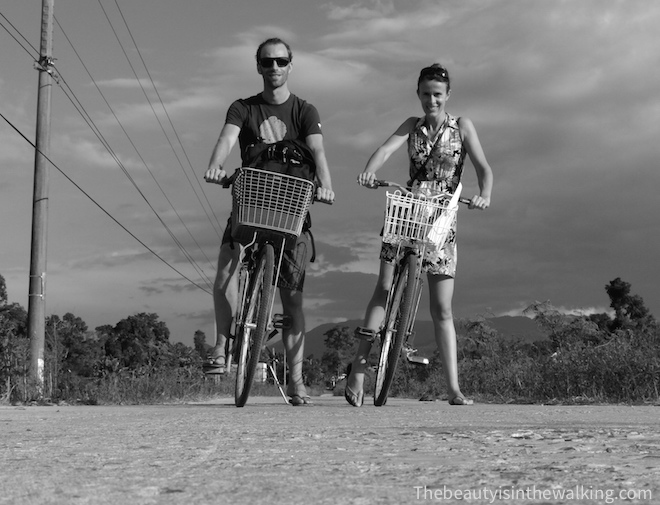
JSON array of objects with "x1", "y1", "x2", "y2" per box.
[{"x1": 264, "y1": 344, "x2": 290, "y2": 405}]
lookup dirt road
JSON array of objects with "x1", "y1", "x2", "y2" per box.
[{"x1": 1, "y1": 396, "x2": 658, "y2": 504}]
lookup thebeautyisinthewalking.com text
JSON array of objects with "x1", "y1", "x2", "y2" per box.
[{"x1": 414, "y1": 485, "x2": 652, "y2": 503}]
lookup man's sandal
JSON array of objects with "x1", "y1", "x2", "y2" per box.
[
  {"x1": 287, "y1": 383, "x2": 312, "y2": 406},
  {"x1": 202, "y1": 355, "x2": 226, "y2": 374},
  {"x1": 289, "y1": 394, "x2": 313, "y2": 406},
  {"x1": 448, "y1": 395, "x2": 473, "y2": 405}
]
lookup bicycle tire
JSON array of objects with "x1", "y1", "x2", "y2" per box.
[
  {"x1": 374, "y1": 253, "x2": 418, "y2": 406},
  {"x1": 235, "y1": 243, "x2": 275, "y2": 407}
]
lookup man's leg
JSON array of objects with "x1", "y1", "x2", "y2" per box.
[
  {"x1": 280, "y1": 288, "x2": 307, "y2": 398},
  {"x1": 209, "y1": 242, "x2": 240, "y2": 368}
]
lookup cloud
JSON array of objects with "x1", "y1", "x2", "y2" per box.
[
  {"x1": 321, "y1": 0, "x2": 395, "y2": 21},
  {"x1": 4, "y1": 0, "x2": 660, "y2": 347}
]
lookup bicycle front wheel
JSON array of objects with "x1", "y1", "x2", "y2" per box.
[
  {"x1": 235, "y1": 243, "x2": 275, "y2": 407},
  {"x1": 374, "y1": 253, "x2": 418, "y2": 406}
]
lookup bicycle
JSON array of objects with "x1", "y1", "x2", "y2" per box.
[
  {"x1": 355, "y1": 180, "x2": 470, "y2": 406},
  {"x1": 219, "y1": 167, "x2": 317, "y2": 407}
]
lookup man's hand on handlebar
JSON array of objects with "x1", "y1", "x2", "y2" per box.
[
  {"x1": 204, "y1": 167, "x2": 230, "y2": 186},
  {"x1": 316, "y1": 187, "x2": 335, "y2": 204}
]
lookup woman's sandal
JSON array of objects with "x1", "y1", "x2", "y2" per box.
[
  {"x1": 448, "y1": 395, "x2": 474, "y2": 405},
  {"x1": 344, "y1": 385, "x2": 364, "y2": 407},
  {"x1": 344, "y1": 363, "x2": 364, "y2": 407}
]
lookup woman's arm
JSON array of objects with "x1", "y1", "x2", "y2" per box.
[
  {"x1": 358, "y1": 117, "x2": 416, "y2": 186},
  {"x1": 459, "y1": 117, "x2": 493, "y2": 208}
]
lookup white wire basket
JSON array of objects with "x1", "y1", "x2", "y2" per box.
[
  {"x1": 382, "y1": 190, "x2": 459, "y2": 249},
  {"x1": 231, "y1": 167, "x2": 315, "y2": 239}
]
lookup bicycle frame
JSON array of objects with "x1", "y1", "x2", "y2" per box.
[
  {"x1": 382, "y1": 245, "x2": 424, "y2": 346},
  {"x1": 231, "y1": 230, "x2": 289, "y2": 406},
  {"x1": 226, "y1": 168, "x2": 316, "y2": 407},
  {"x1": 235, "y1": 231, "x2": 287, "y2": 331},
  {"x1": 365, "y1": 180, "x2": 466, "y2": 406}
]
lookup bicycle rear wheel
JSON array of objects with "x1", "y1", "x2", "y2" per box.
[
  {"x1": 235, "y1": 243, "x2": 275, "y2": 407},
  {"x1": 374, "y1": 253, "x2": 418, "y2": 406}
]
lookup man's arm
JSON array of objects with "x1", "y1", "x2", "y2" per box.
[
  {"x1": 305, "y1": 133, "x2": 334, "y2": 203},
  {"x1": 204, "y1": 123, "x2": 241, "y2": 184}
]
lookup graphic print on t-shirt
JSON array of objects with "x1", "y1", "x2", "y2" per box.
[{"x1": 259, "y1": 116, "x2": 288, "y2": 143}]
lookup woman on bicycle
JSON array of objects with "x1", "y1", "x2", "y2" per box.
[{"x1": 345, "y1": 63, "x2": 493, "y2": 407}]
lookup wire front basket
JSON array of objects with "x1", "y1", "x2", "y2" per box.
[
  {"x1": 382, "y1": 190, "x2": 458, "y2": 249},
  {"x1": 231, "y1": 167, "x2": 315, "y2": 239}
]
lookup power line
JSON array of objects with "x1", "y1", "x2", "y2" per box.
[
  {"x1": 1, "y1": 111, "x2": 212, "y2": 295},
  {"x1": 93, "y1": 0, "x2": 223, "y2": 255},
  {"x1": 0, "y1": 11, "x2": 39, "y2": 57},
  {"x1": 54, "y1": 15, "x2": 215, "y2": 290},
  {"x1": 110, "y1": 0, "x2": 224, "y2": 239},
  {"x1": 2, "y1": 9, "x2": 215, "y2": 295}
]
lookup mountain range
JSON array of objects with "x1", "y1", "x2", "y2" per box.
[{"x1": 292, "y1": 315, "x2": 548, "y2": 359}]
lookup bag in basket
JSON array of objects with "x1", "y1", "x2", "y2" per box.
[{"x1": 427, "y1": 183, "x2": 462, "y2": 249}]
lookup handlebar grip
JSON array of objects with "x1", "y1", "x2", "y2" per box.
[
  {"x1": 367, "y1": 180, "x2": 472, "y2": 206},
  {"x1": 363, "y1": 179, "x2": 399, "y2": 189}
]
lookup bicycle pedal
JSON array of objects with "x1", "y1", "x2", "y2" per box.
[
  {"x1": 407, "y1": 355, "x2": 429, "y2": 365},
  {"x1": 354, "y1": 327, "x2": 376, "y2": 342},
  {"x1": 403, "y1": 345, "x2": 429, "y2": 365},
  {"x1": 272, "y1": 314, "x2": 292, "y2": 330}
]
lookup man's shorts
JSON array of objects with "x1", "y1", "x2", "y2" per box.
[{"x1": 221, "y1": 218, "x2": 309, "y2": 292}]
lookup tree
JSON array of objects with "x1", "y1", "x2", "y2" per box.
[
  {"x1": 46, "y1": 313, "x2": 101, "y2": 380},
  {"x1": 523, "y1": 301, "x2": 602, "y2": 350},
  {"x1": 320, "y1": 326, "x2": 356, "y2": 383},
  {"x1": 103, "y1": 313, "x2": 171, "y2": 370},
  {"x1": 0, "y1": 277, "x2": 28, "y2": 401},
  {"x1": 605, "y1": 277, "x2": 653, "y2": 330},
  {"x1": 193, "y1": 330, "x2": 207, "y2": 358},
  {"x1": 0, "y1": 274, "x2": 7, "y2": 306}
]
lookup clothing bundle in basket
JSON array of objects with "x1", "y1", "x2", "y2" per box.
[
  {"x1": 244, "y1": 139, "x2": 316, "y2": 184},
  {"x1": 232, "y1": 139, "x2": 319, "y2": 260}
]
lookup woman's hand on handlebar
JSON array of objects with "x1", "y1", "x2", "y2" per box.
[
  {"x1": 203, "y1": 167, "x2": 230, "y2": 186},
  {"x1": 464, "y1": 195, "x2": 490, "y2": 210},
  {"x1": 357, "y1": 171, "x2": 378, "y2": 188}
]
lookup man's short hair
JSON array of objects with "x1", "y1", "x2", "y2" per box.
[{"x1": 256, "y1": 38, "x2": 293, "y2": 62}]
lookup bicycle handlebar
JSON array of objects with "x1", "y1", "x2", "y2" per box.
[
  {"x1": 366, "y1": 179, "x2": 471, "y2": 206},
  {"x1": 205, "y1": 169, "x2": 333, "y2": 204}
]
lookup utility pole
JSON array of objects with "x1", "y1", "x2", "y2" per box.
[{"x1": 28, "y1": 0, "x2": 55, "y2": 394}]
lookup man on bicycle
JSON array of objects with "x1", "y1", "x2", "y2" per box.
[{"x1": 204, "y1": 38, "x2": 334, "y2": 405}]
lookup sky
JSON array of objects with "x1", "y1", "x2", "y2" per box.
[{"x1": 2, "y1": 0, "x2": 660, "y2": 347}]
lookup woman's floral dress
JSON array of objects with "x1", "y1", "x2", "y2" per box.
[{"x1": 380, "y1": 113, "x2": 466, "y2": 277}]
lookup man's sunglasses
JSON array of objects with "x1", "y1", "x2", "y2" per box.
[{"x1": 259, "y1": 57, "x2": 291, "y2": 68}]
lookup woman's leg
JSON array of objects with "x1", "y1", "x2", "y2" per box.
[
  {"x1": 346, "y1": 261, "x2": 395, "y2": 396},
  {"x1": 427, "y1": 274, "x2": 469, "y2": 402}
]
